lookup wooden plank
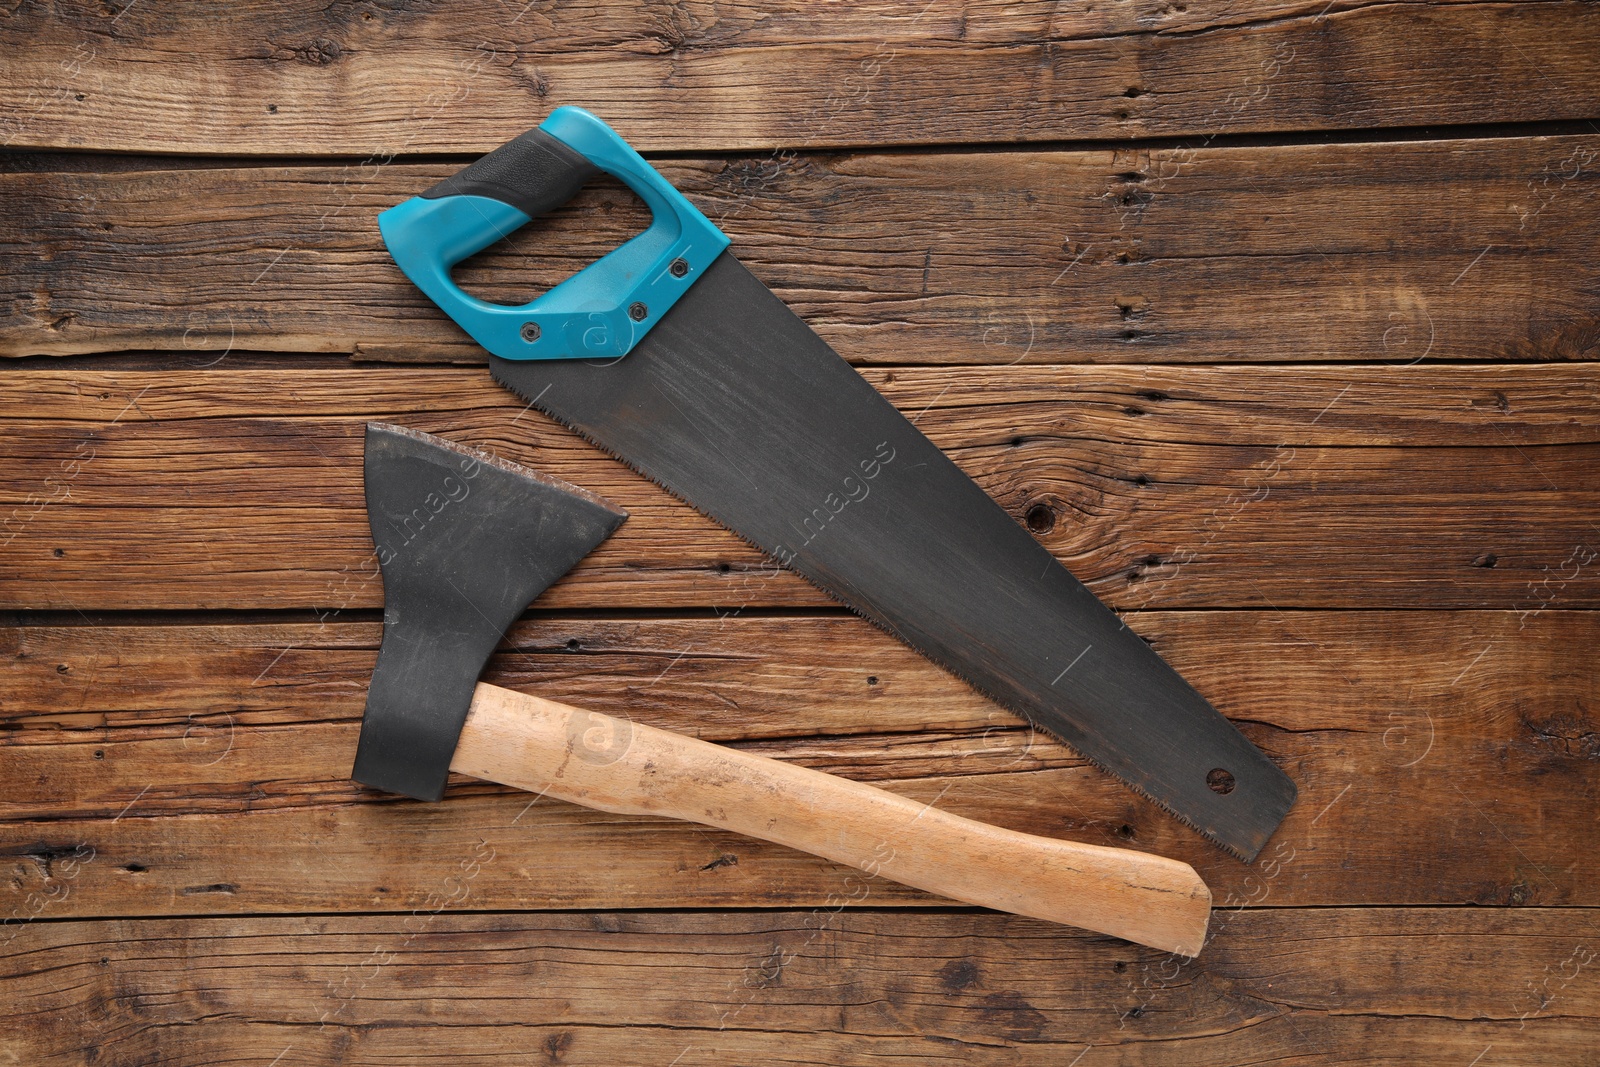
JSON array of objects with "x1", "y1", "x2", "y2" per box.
[
  {"x1": 1, "y1": 364, "x2": 1595, "y2": 612},
  {"x1": 2, "y1": 908, "x2": 1595, "y2": 1064},
  {"x1": 3, "y1": 2, "x2": 1598, "y2": 153},
  {"x1": 4, "y1": 136, "x2": 1598, "y2": 363},
  {"x1": 3, "y1": 610, "x2": 1594, "y2": 916}
]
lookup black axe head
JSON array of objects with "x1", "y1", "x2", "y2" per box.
[{"x1": 352, "y1": 423, "x2": 626, "y2": 800}]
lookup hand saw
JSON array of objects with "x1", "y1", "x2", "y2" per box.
[{"x1": 377, "y1": 106, "x2": 1296, "y2": 861}]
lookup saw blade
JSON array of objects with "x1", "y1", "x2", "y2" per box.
[{"x1": 492, "y1": 253, "x2": 1295, "y2": 860}]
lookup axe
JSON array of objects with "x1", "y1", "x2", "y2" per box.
[{"x1": 351, "y1": 423, "x2": 1213, "y2": 956}]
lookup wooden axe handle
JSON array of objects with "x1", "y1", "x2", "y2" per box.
[{"x1": 450, "y1": 682, "x2": 1212, "y2": 956}]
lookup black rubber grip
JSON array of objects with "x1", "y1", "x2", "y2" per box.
[{"x1": 422, "y1": 128, "x2": 599, "y2": 218}]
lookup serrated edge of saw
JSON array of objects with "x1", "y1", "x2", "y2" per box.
[{"x1": 496, "y1": 374, "x2": 1264, "y2": 863}]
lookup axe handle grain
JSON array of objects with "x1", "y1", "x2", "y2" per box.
[{"x1": 450, "y1": 682, "x2": 1212, "y2": 956}]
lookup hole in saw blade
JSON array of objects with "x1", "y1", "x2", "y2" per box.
[{"x1": 1206, "y1": 768, "x2": 1236, "y2": 795}]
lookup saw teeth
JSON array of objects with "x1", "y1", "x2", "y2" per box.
[{"x1": 500, "y1": 381, "x2": 1259, "y2": 865}]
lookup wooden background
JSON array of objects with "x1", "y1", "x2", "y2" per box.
[{"x1": 3, "y1": 2, "x2": 1598, "y2": 1063}]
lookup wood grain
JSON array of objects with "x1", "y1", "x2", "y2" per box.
[
  {"x1": 2, "y1": 610, "x2": 1593, "y2": 916},
  {"x1": 1, "y1": 364, "x2": 1594, "y2": 612},
  {"x1": 2, "y1": 908, "x2": 1594, "y2": 1065},
  {"x1": 4, "y1": 136, "x2": 1598, "y2": 363},
  {"x1": 3, "y1": 2, "x2": 1599, "y2": 154},
  {"x1": 453, "y1": 683, "x2": 1212, "y2": 955},
  {"x1": 4, "y1": 2, "x2": 1597, "y2": 1062}
]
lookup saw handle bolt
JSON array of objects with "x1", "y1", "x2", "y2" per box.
[
  {"x1": 520, "y1": 322, "x2": 541, "y2": 343},
  {"x1": 377, "y1": 107, "x2": 731, "y2": 362}
]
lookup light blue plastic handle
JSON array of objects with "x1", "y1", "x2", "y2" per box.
[{"x1": 378, "y1": 106, "x2": 730, "y2": 360}]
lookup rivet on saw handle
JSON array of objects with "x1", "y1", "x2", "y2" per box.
[{"x1": 376, "y1": 107, "x2": 730, "y2": 362}]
